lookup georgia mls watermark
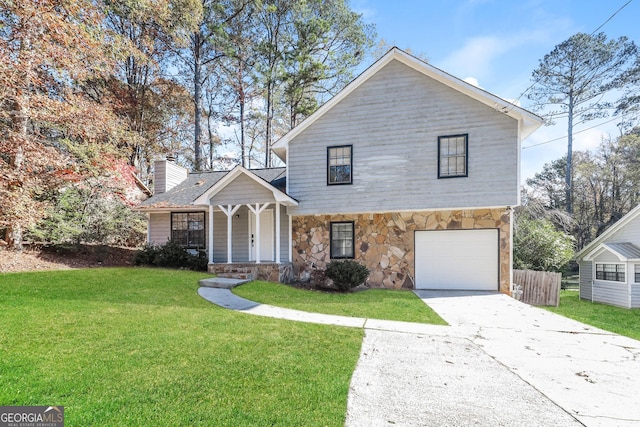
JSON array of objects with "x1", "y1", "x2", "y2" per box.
[{"x1": 0, "y1": 406, "x2": 64, "y2": 427}]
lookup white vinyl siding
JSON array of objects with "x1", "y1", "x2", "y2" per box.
[
  {"x1": 607, "y1": 217, "x2": 640, "y2": 244},
  {"x1": 594, "y1": 251, "x2": 624, "y2": 263},
  {"x1": 287, "y1": 59, "x2": 519, "y2": 216},
  {"x1": 153, "y1": 160, "x2": 187, "y2": 194},
  {"x1": 579, "y1": 261, "x2": 593, "y2": 301},
  {"x1": 592, "y1": 281, "x2": 630, "y2": 308},
  {"x1": 278, "y1": 204, "x2": 290, "y2": 262},
  {"x1": 148, "y1": 213, "x2": 171, "y2": 245},
  {"x1": 212, "y1": 211, "x2": 227, "y2": 262},
  {"x1": 213, "y1": 174, "x2": 276, "y2": 205},
  {"x1": 632, "y1": 284, "x2": 640, "y2": 308}
]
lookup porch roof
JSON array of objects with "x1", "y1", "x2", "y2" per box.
[
  {"x1": 192, "y1": 165, "x2": 298, "y2": 207},
  {"x1": 136, "y1": 166, "x2": 293, "y2": 210},
  {"x1": 584, "y1": 242, "x2": 640, "y2": 262}
]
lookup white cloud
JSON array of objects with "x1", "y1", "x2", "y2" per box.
[
  {"x1": 438, "y1": 36, "x2": 509, "y2": 80},
  {"x1": 463, "y1": 76, "x2": 481, "y2": 87},
  {"x1": 350, "y1": 0, "x2": 377, "y2": 20}
]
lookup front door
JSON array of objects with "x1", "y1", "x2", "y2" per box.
[{"x1": 249, "y1": 209, "x2": 274, "y2": 262}]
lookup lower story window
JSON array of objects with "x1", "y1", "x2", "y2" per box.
[
  {"x1": 171, "y1": 212, "x2": 205, "y2": 248},
  {"x1": 330, "y1": 221, "x2": 354, "y2": 259},
  {"x1": 595, "y1": 263, "x2": 625, "y2": 282},
  {"x1": 635, "y1": 264, "x2": 640, "y2": 283}
]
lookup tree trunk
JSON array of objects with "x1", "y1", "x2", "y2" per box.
[
  {"x1": 240, "y1": 94, "x2": 246, "y2": 167},
  {"x1": 265, "y1": 78, "x2": 272, "y2": 168},
  {"x1": 566, "y1": 96, "x2": 574, "y2": 215},
  {"x1": 207, "y1": 107, "x2": 214, "y2": 170},
  {"x1": 8, "y1": 38, "x2": 29, "y2": 250},
  {"x1": 193, "y1": 32, "x2": 203, "y2": 171}
]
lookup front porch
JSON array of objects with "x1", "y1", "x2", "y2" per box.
[
  {"x1": 192, "y1": 166, "x2": 299, "y2": 283},
  {"x1": 209, "y1": 262, "x2": 294, "y2": 283}
]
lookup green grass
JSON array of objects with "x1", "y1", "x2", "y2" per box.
[
  {"x1": 546, "y1": 291, "x2": 640, "y2": 341},
  {"x1": 0, "y1": 268, "x2": 363, "y2": 426},
  {"x1": 232, "y1": 281, "x2": 447, "y2": 325}
]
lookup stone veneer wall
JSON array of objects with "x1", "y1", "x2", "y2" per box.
[{"x1": 292, "y1": 208, "x2": 512, "y2": 294}]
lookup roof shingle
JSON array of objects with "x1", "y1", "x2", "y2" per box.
[{"x1": 137, "y1": 167, "x2": 286, "y2": 209}]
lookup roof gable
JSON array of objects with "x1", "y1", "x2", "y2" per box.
[
  {"x1": 192, "y1": 165, "x2": 297, "y2": 206},
  {"x1": 584, "y1": 242, "x2": 640, "y2": 262},
  {"x1": 272, "y1": 47, "x2": 542, "y2": 160},
  {"x1": 136, "y1": 166, "x2": 290, "y2": 210},
  {"x1": 576, "y1": 203, "x2": 640, "y2": 260}
]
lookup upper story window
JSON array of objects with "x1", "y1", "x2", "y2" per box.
[
  {"x1": 171, "y1": 212, "x2": 205, "y2": 248},
  {"x1": 595, "y1": 263, "x2": 625, "y2": 282},
  {"x1": 330, "y1": 221, "x2": 354, "y2": 259},
  {"x1": 438, "y1": 134, "x2": 468, "y2": 178},
  {"x1": 327, "y1": 145, "x2": 352, "y2": 185}
]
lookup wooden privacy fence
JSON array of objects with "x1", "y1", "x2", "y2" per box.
[{"x1": 512, "y1": 269, "x2": 561, "y2": 307}]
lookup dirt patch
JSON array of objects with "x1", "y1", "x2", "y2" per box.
[{"x1": 0, "y1": 244, "x2": 138, "y2": 273}]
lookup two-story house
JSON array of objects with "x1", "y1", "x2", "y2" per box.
[{"x1": 136, "y1": 48, "x2": 542, "y2": 294}]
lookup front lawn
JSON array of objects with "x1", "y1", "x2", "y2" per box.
[
  {"x1": 0, "y1": 268, "x2": 363, "y2": 426},
  {"x1": 546, "y1": 291, "x2": 640, "y2": 341},
  {"x1": 232, "y1": 281, "x2": 447, "y2": 325}
]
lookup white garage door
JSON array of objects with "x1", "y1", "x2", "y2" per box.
[{"x1": 415, "y1": 229, "x2": 499, "y2": 290}]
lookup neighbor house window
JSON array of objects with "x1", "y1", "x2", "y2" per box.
[
  {"x1": 635, "y1": 264, "x2": 640, "y2": 283},
  {"x1": 330, "y1": 221, "x2": 354, "y2": 259},
  {"x1": 595, "y1": 263, "x2": 625, "y2": 282},
  {"x1": 327, "y1": 145, "x2": 352, "y2": 184},
  {"x1": 171, "y1": 212, "x2": 205, "y2": 248},
  {"x1": 438, "y1": 134, "x2": 468, "y2": 178}
]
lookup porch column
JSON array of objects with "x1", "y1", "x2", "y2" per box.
[
  {"x1": 218, "y1": 204, "x2": 241, "y2": 263},
  {"x1": 275, "y1": 202, "x2": 281, "y2": 263},
  {"x1": 208, "y1": 205, "x2": 214, "y2": 263},
  {"x1": 247, "y1": 203, "x2": 270, "y2": 264},
  {"x1": 288, "y1": 214, "x2": 292, "y2": 262}
]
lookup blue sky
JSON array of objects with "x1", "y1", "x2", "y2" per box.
[{"x1": 351, "y1": 0, "x2": 640, "y2": 180}]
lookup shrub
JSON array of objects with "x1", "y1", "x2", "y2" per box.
[
  {"x1": 134, "y1": 241, "x2": 208, "y2": 271},
  {"x1": 325, "y1": 260, "x2": 369, "y2": 292},
  {"x1": 514, "y1": 216, "x2": 574, "y2": 272},
  {"x1": 186, "y1": 249, "x2": 209, "y2": 271},
  {"x1": 27, "y1": 184, "x2": 147, "y2": 247},
  {"x1": 134, "y1": 245, "x2": 158, "y2": 266}
]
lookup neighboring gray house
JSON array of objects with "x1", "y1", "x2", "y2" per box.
[
  {"x1": 137, "y1": 48, "x2": 542, "y2": 293},
  {"x1": 574, "y1": 204, "x2": 640, "y2": 308}
]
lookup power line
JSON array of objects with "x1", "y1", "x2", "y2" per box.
[
  {"x1": 591, "y1": 0, "x2": 633, "y2": 35},
  {"x1": 522, "y1": 116, "x2": 621, "y2": 149},
  {"x1": 504, "y1": 0, "x2": 634, "y2": 113}
]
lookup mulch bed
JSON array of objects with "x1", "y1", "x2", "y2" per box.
[{"x1": 0, "y1": 244, "x2": 138, "y2": 273}]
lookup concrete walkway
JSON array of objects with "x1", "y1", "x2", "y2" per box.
[
  {"x1": 198, "y1": 287, "x2": 453, "y2": 334},
  {"x1": 198, "y1": 285, "x2": 640, "y2": 426}
]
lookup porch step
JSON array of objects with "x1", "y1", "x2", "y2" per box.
[
  {"x1": 198, "y1": 277, "x2": 250, "y2": 289},
  {"x1": 218, "y1": 273, "x2": 255, "y2": 281}
]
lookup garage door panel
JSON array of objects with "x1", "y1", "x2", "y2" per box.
[{"x1": 415, "y1": 229, "x2": 498, "y2": 290}]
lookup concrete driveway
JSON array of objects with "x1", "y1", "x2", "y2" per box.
[
  {"x1": 413, "y1": 291, "x2": 640, "y2": 426},
  {"x1": 199, "y1": 285, "x2": 640, "y2": 426}
]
